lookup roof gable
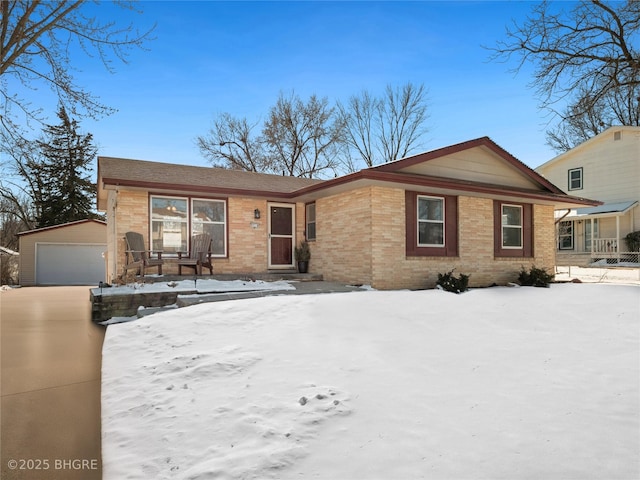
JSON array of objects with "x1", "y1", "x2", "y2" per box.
[{"x1": 370, "y1": 137, "x2": 564, "y2": 194}]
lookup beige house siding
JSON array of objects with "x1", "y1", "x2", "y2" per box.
[
  {"x1": 401, "y1": 149, "x2": 540, "y2": 190},
  {"x1": 19, "y1": 221, "x2": 107, "y2": 286},
  {"x1": 598, "y1": 216, "x2": 633, "y2": 239},
  {"x1": 310, "y1": 187, "x2": 556, "y2": 290}
]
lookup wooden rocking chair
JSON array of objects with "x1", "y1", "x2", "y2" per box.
[
  {"x1": 177, "y1": 233, "x2": 213, "y2": 275},
  {"x1": 124, "y1": 231, "x2": 164, "y2": 276}
]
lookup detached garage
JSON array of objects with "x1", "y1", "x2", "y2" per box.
[{"x1": 18, "y1": 219, "x2": 107, "y2": 286}]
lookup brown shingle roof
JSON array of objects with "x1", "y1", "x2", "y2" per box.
[
  {"x1": 98, "y1": 143, "x2": 601, "y2": 210},
  {"x1": 98, "y1": 157, "x2": 324, "y2": 200}
]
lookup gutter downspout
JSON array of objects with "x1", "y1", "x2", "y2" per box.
[{"x1": 554, "y1": 209, "x2": 572, "y2": 225}]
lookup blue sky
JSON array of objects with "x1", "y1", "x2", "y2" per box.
[{"x1": 27, "y1": 1, "x2": 567, "y2": 170}]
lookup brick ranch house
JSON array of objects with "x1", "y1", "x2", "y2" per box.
[{"x1": 97, "y1": 137, "x2": 599, "y2": 289}]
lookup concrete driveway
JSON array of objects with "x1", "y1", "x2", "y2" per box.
[{"x1": 1, "y1": 287, "x2": 105, "y2": 480}]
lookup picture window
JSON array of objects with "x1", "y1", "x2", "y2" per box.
[{"x1": 150, "y1": 195, "x2": 227, "y2": 256}]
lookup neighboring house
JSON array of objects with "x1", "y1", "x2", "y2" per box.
[
  {"x1": 97, "y1": 137, "x2": 598, "y2": 290},
  {"x1": 536, "y1": 126, "x2": 640, "y2": 266},
  {"x1": 18, "y1": 219, "x2": 107, "y2": 286}
]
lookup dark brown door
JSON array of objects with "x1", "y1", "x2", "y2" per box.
[{"x1": 268, "y1": 203, "x2": 295, "y2": 268}]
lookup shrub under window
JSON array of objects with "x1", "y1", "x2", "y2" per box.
[
  {"x1": 436, "y1": 269, "x2": 470, "y2": 294},
  {"x1": 518, "y1": 265, "x2": 554, "y2": 287}
]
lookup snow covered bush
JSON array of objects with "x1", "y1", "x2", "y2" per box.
[
  {"x1": 436, "y1": 269, "x2": 470, "y2": 294},
  {"x1": 518, "y1": 265, "x2": 554, "y2": 287}
]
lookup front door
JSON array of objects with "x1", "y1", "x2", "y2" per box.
[{"x1": 268, "y1": 203, "x2": 295, "y2": 269}]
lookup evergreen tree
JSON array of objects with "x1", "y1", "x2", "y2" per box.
[{"x1": 28, "y1": 106, "x2": 100, "y2": 228}]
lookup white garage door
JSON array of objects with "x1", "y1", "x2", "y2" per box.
[{"x1": 36, "y1": 243, "x2": 106, "y2": 285}]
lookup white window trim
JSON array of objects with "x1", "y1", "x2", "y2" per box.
[
  {"x1": 558, "y1": 220, "x2": 574, "y2": 250},
  {"x1": 501, "y1": 204, "x2": 523, "y2": 249},
  {"x1": 305, "y1": 203, "x2": 316, "y2": 241},
  {"x1": 417, "y1": 195, "x2": 445, "y2": 247},
  {"x1": 568, "y1": 168, "x2": 583, "y2": 191},
  {"x1": 191, "y1": 197, "x2": 227, "y2": 257},
  {"x1": 150, "y1": 195, "x2": 189, "y2": 255}
]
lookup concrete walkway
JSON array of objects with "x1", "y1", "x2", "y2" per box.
[
  {"x1": 177, "y1": 280, "x2": 367, "y2": 307},
  {"x1": 1, "y1": 287, "x2": 105, "y2": 480}
]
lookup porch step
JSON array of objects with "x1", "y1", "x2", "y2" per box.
[
  {"x1": 130, "y1": 272, "x2": 323, "y2": 284},
  {"x1": 91, "y1": 273, "x2": 324, "y2": 322}
]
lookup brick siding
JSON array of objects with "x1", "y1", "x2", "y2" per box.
[
  {"x1": 311, "y1": 186, "x2": 556, "y2": 289},
  {"x1": 311, "y1": 187, "x2": 373, "y2": 285},
  {"x1": 111, "y1": 190, "x2": 149, "y2": 280},
  {"x1": 109, "y1": 187, "x2": 556, "y2": 288}
]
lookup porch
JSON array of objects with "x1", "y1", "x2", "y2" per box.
[
  {"x1": 556, "y1": 201, "x2": 639, "y2": 266},
  {"x1": 590, "y1": 238, "x2": 640, "y2": 263}
]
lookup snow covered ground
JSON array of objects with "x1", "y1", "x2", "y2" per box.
[
  {"x1": 555, "y1": 265, "x2": 640, "y2": 285},
  {"x1": 102, "y1": 283, "x2": 639, "y2": 480}
]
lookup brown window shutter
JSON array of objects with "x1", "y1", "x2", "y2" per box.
[
  {"x1": 445, "y1": 196, "x2": 458, "y2": 257},
  {"x1": 493, "y1": 200, "x2": 502, "y2": 256},
  {"x1": 523, "y1": 203, "x2": 533, "y2": 257}
]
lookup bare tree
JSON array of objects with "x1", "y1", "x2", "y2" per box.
[
  {"x1": 262, "y1": 92, "x2": 345, "y2": 178},
  {"x1": 196, "y1": 113, "x2": 272, "y2": 172},
  {"x1": 489, "y1": 0, "x2": 640, "y2": 149},
  {"x1": 338, "y1": 90, "x2": 378, "y2": 167},
  {"x1": 0, "y1": 0, "x2": 152, "y2": 239},
  {"x1": 0, "y1": 196, "x2": 27, "y2": 284},
  {"x1": 1, "y1": 128, "x2": 48, "y2": 231},
  {"x1": 546, "y1": 87, "x2": 611, "y2": 151},
  {"x1": 0, "y1": 129, "x2": 38, "y2": 230},
  {"x1": 0, "y1": 176, "x2": 34, "y2": 232},
  {"x1": 1, "y1": 0, "x2": 154, "y2": 136},
  {"x1": 607, "y1": 83, "x2": 640, "y2": 126},
  {"x1": 378, "y1": 83, "x2": 429, "y2": 163},
  {"x1": 339, "y1": 82, "x2": 429, "y2": 167},
  {"x1": 547, "y1": 82, "x2": 640, "y2": 151}
]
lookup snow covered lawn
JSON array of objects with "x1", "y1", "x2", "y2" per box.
[{"x1": 102, "y1": 284, "x2": 639, "y2": 480}]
